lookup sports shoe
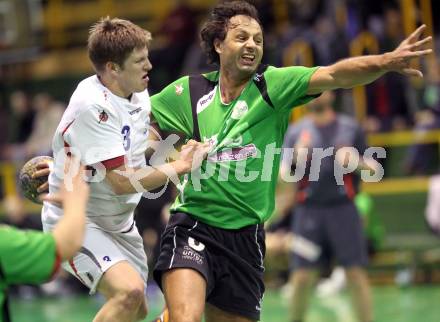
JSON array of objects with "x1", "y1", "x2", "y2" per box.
[{"x1": 150, "y1": 308, "x2": 169, "y2": 322}]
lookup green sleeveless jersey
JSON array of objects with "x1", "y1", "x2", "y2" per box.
[{"x1": 152, "y1": 65, "x2": 319, "y2": 229}]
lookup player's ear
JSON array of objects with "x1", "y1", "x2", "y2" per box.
[
  {"x1": 214, "y1": 39, "x2": 222, "y2": 54},
  {"x1": 105, "y1": 62, "x2": 120, "y2": 74},
  {"x1": 112, "y1": 62, "x2": 122, "y2": 73}
]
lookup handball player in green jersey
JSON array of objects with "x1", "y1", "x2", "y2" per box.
[{"x1": 150, "y1": 1, "x2": 432, "y2": 321}]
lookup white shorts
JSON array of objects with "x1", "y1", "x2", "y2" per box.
[{"x1": 42, "y1": 208, "x2": 148, "y2": 294}]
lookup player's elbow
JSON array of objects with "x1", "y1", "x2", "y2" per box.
[
  {"x1": 337, "y1": 79, "x2": 356, "y2": 89},
  {"x1": 308, "y1": 66, "x2": 352, "y2": 93},
  {"x1": 328, "y1": 70, "x2": 353, "y2": 89},
  {"x1": 325, "y1": 65, "x2": 356, "y2": 89}
]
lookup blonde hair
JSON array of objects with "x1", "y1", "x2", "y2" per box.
[{"x1": 88, "y1": 17, "x2": 152, "y2": 72}]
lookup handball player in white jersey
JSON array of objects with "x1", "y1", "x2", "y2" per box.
[{"x1": 41, "y1": 17, "x2": 206, "y2": 322}]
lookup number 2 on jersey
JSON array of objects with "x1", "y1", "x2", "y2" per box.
[{"x1": 121, "y1": 125, "x2": 131, "y2": 151}]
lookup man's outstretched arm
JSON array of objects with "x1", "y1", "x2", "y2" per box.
[{"x1": 307, "y1": 25, "x2": 433, "y2": 95}]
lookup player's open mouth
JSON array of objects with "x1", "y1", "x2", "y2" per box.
[
  {"x1": 142, "y1": 74, "x2": 149, "y2": 82},
  {"x1": 241, "y1": 54, "x2": 255, "y2": 65}
]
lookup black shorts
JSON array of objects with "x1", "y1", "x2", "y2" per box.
[
  {"x1": 153, "y1": 212, "x2": 265, "y2": 321},
  {"x1": 291, "y1": 202, "x2": 368, "y2": 269}
]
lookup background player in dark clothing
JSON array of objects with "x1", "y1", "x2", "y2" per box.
[{"x1": 281, "y1": 91, "x2": 381, "y2": 322}]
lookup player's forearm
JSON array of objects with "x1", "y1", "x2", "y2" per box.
[
  {"x1": 326, "y1": 54, "x2": 388, "y2": 89},
  {"x1": 52, "y1": 199, "x2": 86, "y2": 260},
  {"x1": 108, "y1": 160, "x2": 190, "y2": 195}
]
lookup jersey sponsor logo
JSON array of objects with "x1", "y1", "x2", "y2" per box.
[
  {"x1": 231, "y1": 100, "x2": 248, "y2": 119},
  {"x1": 208, "y1": 143, "x2": 257, "y2": 162},
  {"x1": 103, "y1": 256, "x2": 111, "y2": 262},
  {"x1": 174, "y1": 83, "x2": 184, "y2": 95},
  {"x1": 188, "y1": 237, "x2": 205, "y2": 251},
  {"x1": 98, "y1": 110, "x2": 108, "y2": 123},
  {"x1": 196, "y1": 86, "x2": 216, "y2": 114},
  {"x1": 129, "y1": 107, "x2": 142, "y2": 115}
]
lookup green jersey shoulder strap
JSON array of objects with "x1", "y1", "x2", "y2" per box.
[
  {"x1": 188, "y1": 74, "x2": 218, "y2": 141},
  {"x1": 253, "y1": 64, "x2": 274, "y2": 109}
]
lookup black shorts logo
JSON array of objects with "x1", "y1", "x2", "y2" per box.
[
  {"x1": 188, "y1": 237, "x2": 205, "y2": 251},
  {"x1": 182, "y1": 245, "x2": 204, "y2": 265}
]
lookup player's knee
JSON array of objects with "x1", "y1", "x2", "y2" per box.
[
  {"x1": 114, "y1": 285, "x2": 145, "y2": 311},
  {"x1": 346, "y1": 267, "x2": 367, "y2": 285},
  {"x1": 169, "y1": 316, "x2": 202, "y2": 322},
  {"x1": 169, "y1": 305, "x2": 203, "y2": 322},
  {"x1": 292, "y1": 270, "x2": 315, "y2": 287}
]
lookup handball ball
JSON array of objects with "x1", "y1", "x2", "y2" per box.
[{"x1": 19, "y1": 156, "x2": 53, "y2": 204}]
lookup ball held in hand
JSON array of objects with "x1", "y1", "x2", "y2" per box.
[{"x1": 19, "y1": 156, "x2": 53, "y2": 204}]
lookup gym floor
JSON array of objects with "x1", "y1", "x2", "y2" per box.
[{"x1": 9, "y1": 285, "x2": 440, "y2": 322}]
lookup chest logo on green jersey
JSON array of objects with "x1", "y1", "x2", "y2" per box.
[
  {"x1": 197, "y1": 86, "x2": 217, "y2": 114},
  {"x1": 231, "y1": 100, "x2": 248, "y2": 120},
  {"x1": 208, "y1": 143, "x2": 257, "y2": 162},
  {"x1": 174, "y1": 83, "x2": 184, "y2": 95}
]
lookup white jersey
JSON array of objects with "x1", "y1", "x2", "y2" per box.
[{"x1": 42, "y1": 75, "x2": 150, "y2": 232}]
